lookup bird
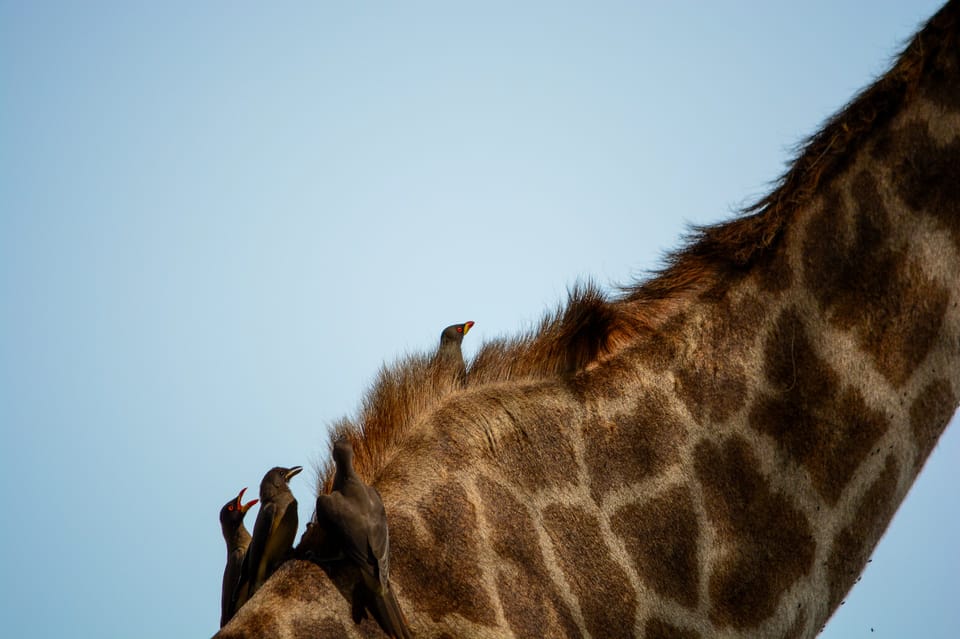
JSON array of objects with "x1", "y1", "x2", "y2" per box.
[
  {"x1": 435, "y1": 320, "x2": 474, "y2": 385},
  {"x1": 238, "y1": 465, "x2": 303, "y2": 602},
  {"x1": 219, "y1": 487, "x2": 259, "y2": 627},
  {"x1": 315, "y1": 438, "x2": 411, "y2": 639}
]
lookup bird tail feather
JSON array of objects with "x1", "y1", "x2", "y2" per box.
[{"x1": 369, "y1": 583, "x2": 412, "y2": 639}]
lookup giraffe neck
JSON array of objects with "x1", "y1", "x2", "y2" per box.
[
  {"x1": 375, "y1": 8, "x2": 960, "y2": 635},
  {"x1": 216, "y1": 3, "x2": 960, "y2": 638}
]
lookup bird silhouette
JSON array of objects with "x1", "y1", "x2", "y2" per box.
[
  {"x1": 436, "y1": 320, "x2": 474, "y2": 386},
  {"x1": 237, "y1": 465, "x2": 302, "y2": 605},
  {"x1": 219, "y1": 487, "x2": 259, "y2": 627},
  {"x1": 315, "y1": 439, "x2": 411, "y2": 639}
]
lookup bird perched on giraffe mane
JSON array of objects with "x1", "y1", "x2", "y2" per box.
[
  {"x1": 435, "y1": 320, "x2": 474, "y2": 386},
  {"x1": 315, "y1": 438, "x2": 411, "y2": 639},
  {"x1": 236, "y1": 465, "x2": 302, "y2": 606},
  {"x1": 219, "y1": 487, "x2": 259, "y2": 627}
]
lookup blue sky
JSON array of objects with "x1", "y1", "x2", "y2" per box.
[{"x1": 1, "y1": 2, "x2": 956, "y2": 637}]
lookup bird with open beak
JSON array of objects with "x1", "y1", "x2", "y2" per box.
[{"x1": 219, "y1": 487, "x2": 259, "y2": 627}]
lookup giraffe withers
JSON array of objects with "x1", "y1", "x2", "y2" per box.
[{"x1": 217, "y1": 2, "x2": 960, "y2": 637}]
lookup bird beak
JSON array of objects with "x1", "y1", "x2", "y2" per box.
[
  {"x1": 285, "y1": 466, "x2": 304, "y2": 482},
  {"x1": 235, "y1": 487, "x2": 260, "y2": 513},
  {"x1": 463, "y1": 321, "x2": 475, "y2": 334}
]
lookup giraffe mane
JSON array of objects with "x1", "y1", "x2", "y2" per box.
[
  {"x1": 314, "y1": 282, "x2": 643, "y2": 494},
  {"x1": 313, "y1": 3, "x2": 959, "y2": 499},
  {"x1": 623, "y1": 2, "x2": 957, "y2": 308}
]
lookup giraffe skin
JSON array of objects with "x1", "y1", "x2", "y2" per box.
[{"x1": 217, "y1": 2, "x2": 960, "y2": 637}]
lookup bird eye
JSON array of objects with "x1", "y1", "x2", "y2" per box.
[
  {"x1": 228, "y1": 504, "x2": 235, "y2": 511},
  {"x1": 457, "y1": 327, "x2": 463, "y2": 333}
]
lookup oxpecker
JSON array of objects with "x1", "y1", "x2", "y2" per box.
[
  {"x1": 219, "y1": 487, "x2": 259, "y2": 627},
  {"x1": 436, "y1": 320, "x2": 474, "y2": 385},
  {"x1": 239, "y1": 465, "x2": 302, "y2": 601},
  {"x1": 315, "y1": 439, "x2": 411, "y2": 639}
]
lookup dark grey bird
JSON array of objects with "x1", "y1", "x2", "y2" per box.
[
  {"x1": 219, "y1": 487, "x2": 259, "y2": 627},
  {"x1": 315, "y1": 439, "x2": 411, "y2": 639},
  {"x1": 436, "y1": 320, "x2": 474, "y2": 385},
  {"x1": 239, "y1": 465, "x2": 303, "y2": 601}
]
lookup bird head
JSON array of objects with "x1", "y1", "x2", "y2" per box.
[
  {"x1": 259, "y1": 465, "x2": 303, "y2": 499},
  {"x1": 439, "y1": 321, "x2": 475, "y2": 347},
  {"x1": 332, "y1": 437, "x2": 354, "y2": 467},
  {"x1": 219, "y1": 487, "x2": 259, "y2": 526}
]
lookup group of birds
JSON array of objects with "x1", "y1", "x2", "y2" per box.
[
  {"x1": 217, "y1": 322, "x2": 475, "y2": 638},
  {"x1": 218, "y1": 465, "x2": 303, "y2": 627}
]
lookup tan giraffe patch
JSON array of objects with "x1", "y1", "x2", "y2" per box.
[
  {"x1": 541, "y1": 504, "x2": 638, "y2": 639},
  {"x1": 826, "y1": 454, "x2": 901, "y2": 610},
  {"x1": 475, "y1": 477, "x2": 581, "y2": 639},
  {"x1": 643, "y1": 617, "x2": 702, "y2": 639},
  {"x1": 750, "y1": 307, "x2": 890, "y2": 505},
  {"x1": 583, "y1": 388, "x2": 687, "y2": 502},
  {"x1": 783, "y1": 610, "x2": 807, "y2": 639},
  {"x1": 694, "y1": 436, "x2": 815, "y2": 630},
  {"x1": 886, "y1": 121, "x2": 960, "y2": 251},
  {"x1": 610, "y1": 484, "x2": 700, "y2": 609},
  {"x1": 910, "y1": 378, "x2": 958, "y2": 461},
  {"x1": 802, "y1": 174, "x2": 950, "y2": 387},
  {"x1": 219, "y1": 608, "x2": 283, "y2": 639},
  {"x1": 238, "y1": 562, "x2": 362, "y2": 639},
  {"x1": 676, "y1": 292, "x2": 765, "y2": 425},
  {"x1": 389, "y1": 483, "x2": 497, "y2": 626}
]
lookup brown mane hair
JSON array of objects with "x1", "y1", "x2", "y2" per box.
[{"x1": 314, "y1": 3, "x2": 959, "y2": 497}]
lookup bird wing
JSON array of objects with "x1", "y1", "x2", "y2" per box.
[
  {"x1": 325, "y1": 481, "x2": 409, "y2": 639},
  {"x1": 221, "y1": 547, "x2": 245, "y2": 627},
  {"x1": 364, "y1": 489, "x2": 411, "y2": 639},
  {"x1": 367, "y1": 486, "x2": 390, "y2": 588},
  {"x1": 317, "y1": 491, "x2": 370, "y2": 570},
  {"x1": 244, "y1": 500, "x2": 278, "y2": 590}
]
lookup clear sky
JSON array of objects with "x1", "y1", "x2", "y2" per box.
[{"x1": 1, "y1": 2, "x2": 956, "y2": 637}]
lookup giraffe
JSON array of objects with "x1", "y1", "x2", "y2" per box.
[{"x1": 216, "y1": 1, "x2": 960, "y2": 637}]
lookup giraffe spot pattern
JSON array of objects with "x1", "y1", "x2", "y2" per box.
[
  {"x1": 917, "y1": 31, "x2": 960, "y2": 113},
  {"x1": 389, "y1": 483, "x2": 497, "y2": 626},
  {"x1": 495, "y1": 388, "x2": 580, "y2": 493},
  {"x1": 826, "y1": 454, "x2": 900, "y2": 610},
  {"x1": 221, "y1": 561, "x2": 359, "y2": 639},
  {"x1": 910, "y1": 378, "x2": 958, "y2": 464},
  {"x1": 694, "y1": 436, "x2": 815, "y2": 630},
  {"x1": 676, "y1": 292, "x2": 765, "y2": 425},
  {"x1": 750, "y1": 307, "x2": 890, "y2": 505},
  {"x1": 475, "y1": 476, "x2": 581, "y2": 639},
  {"x1": 610, "y1": 484, "x2": 701, "y2": 609},
  {"x1": 751, "y1": 232, "x2": 794, "y2": 294},
  {"x1": 583, "y1": 387, "x2": 687, "y2": 502},
  {"x1": 802, "y1": 174, "x2": 949, "y2": 387},
  {"x1": 631, "y1": 315, "x2": 687, "y2": 372},
  {"x1": 541, "y1": 504, "x2": 638, "y2": 639},
  {"x1": 296, "y1": 617, "x2": 350, "y2": 638},
  {"x1": 643, "y1": 617, "x2": 702, "y2": 639},
  {"x1": 887, "y1": 121, "x2": 960, "y2": 251},
  {"x1": 270, "y1": 560, "x2": 330, "y2": 604},
  {"x1": 676, "y1": 355, "x2": 746, "y2": 426},
  {"x1": 574, "y1": 353, "x2": 647, "y2": 403},
  {"x1": 217, "y1": 609, "x2": 283, "y2": 639}
]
